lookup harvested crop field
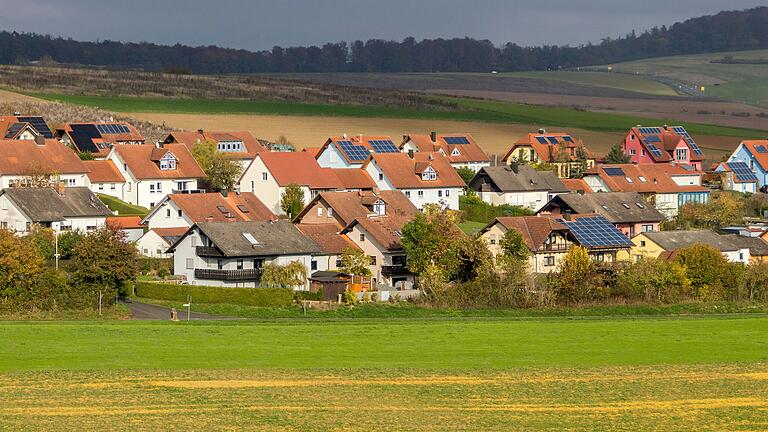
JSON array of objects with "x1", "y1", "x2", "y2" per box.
[{"x1": 3, "y1": 364, "x2": 768, "y2": 430}]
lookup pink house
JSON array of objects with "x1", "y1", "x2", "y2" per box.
[{"x1": 622, "y1": 126, "x2": 703, "y2": 171}]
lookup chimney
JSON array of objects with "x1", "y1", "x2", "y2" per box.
[
  {"x1": 343, "y1": 133, "x2": 348, "y2": 139},
  {"x1": 221, "y1": 189, "x2": 228, "y2": 197},
  {"x1": 206, "y1": 216, "x2": 213, "y2": 222},
  {"x1": 430, "y1": 131, "x2": 437, "y2": 142},
  {"x1": 663, "y1": 125, "x2": 669, "y2": 130},
  {"x1": 538, "y1": 128, "x2": 545, "y2": 134},
  {"x1": 55, "y1": 182, "x2": 65, "y2": 196},
  {"x1": 510, "y1": 160, "x2": 519, "y2": 173},
  {"x1": 653, "y1": 178, "x2": 658, "y2": 184},
  {"x1": 13, "y1": 111, "x2": 21, "y2": 116},
  {"x1": 34, "y1": 135, "x2": 45, "y2": 146},
  {"x1": 358, "y1": 134, "x2": 363, "y2": 142},
  {"x1": 197, "y1": 128, "x2": 204, "y2": 134},
  {"x1": 428, "y1": 153, "x2": 434, "y2": 161}
]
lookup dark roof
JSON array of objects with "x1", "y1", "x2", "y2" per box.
[
  {"x1": 309, "y1": 271, "x2": 352, "y2": 283},
  {"x1": 642, "y1": 230, "x2": 745, "y2": 252},
  {"x1": 542, "y1": 192, "x2": 664, "y2": 224},
  {"x1": 16, "y1": 117, "x2": 53, "y2": 138},
  {"x1": 1, "y1": 187, "x2": 111, "y2": 222},
  {"x1": 559, "y1": 215, "x2": 633, "y2": 249},
  {"x1": 193, "y1": 220, "x2": 321, "y2": 257},
  {"x1": 470, "y1": 165, "x2": 568, "y2": 193},
  {"x1": 728, "y1": 236, "x2": 768, "y2": 257}
]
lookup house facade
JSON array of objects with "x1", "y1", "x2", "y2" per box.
[
  {"x1": 468, "y1": 164, "x2": 568, "y2": 211},
  {"x1": 0, "y1": 138, "x2": 90, "y2": 189},
  {"x1": 57, "y1": 122, "x2": 145, "y2": 159},
  {"x1": 400, "y1": 132, "x2": 491, "y2": 172},
  {"x1": 164, "y1": 130, "x2": 267, "y2": 170},
  {"x1": 83, "y1": 160, "x2": 126, "y2": 200},
  {"x1": 141, "y1": 191, "x2": 276, "y2": 230},
  {"x1": 137, "y1": 227, "x2": 187, "y2": 258},
  {"x1": 722, "y1": 140, "x2": 768, "y2": 189},
  {"x1": 501, "y1": 130, "x2": 596, "y2": 178},
  {"x1": 0, "y1": 186, "x2": 111, "y2": 233},
  {"x1": 631, "y1": 230, "x2": 751, "y2": 264},
  {"x1": 622, "y1": 125, "x2": 703, "y2": 171},
  {"x1": 316, "y1": 135, "x2": 402, "y2": 169},
  {"x1": 714, "y1": 161, "x2": 758, "y2": 193}
]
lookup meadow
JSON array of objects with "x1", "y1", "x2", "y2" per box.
[
  {"x1": 1, "y1": 316, "x2": 768, "y2": 430},
  {"x1": 509, "y1": 70, "x2": 680, "y2": 96}
]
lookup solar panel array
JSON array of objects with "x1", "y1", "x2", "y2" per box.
[
  {"x1": 4, "y1": 123, "x2": 24, "y2": 139},
  {"x1": 637, "y1": 127, "x2": 662, "y2": 135},
  {"x1": 562, "y1": 216, "x2": 633, "y2": 248},
  {"x1": 646, "y1": 143, "x2": 664, "y2": 158},
  {"x1": 443, "y1": 136, "x2": 470, "y2": 145},
  {"x1": 337, "y1": 140, "x2": 370, "y2": 161},
  {"x1": 69, "y1": 124, "x2": 101, "y2": 153},
  {"x1": 17, "y1": 116, "x2": 53, "y2": 138},
  {"x1": 671, "y1": 126, "x2": 702, "y2": 156},
  {"x1": 368, "y1": 139, "x2": 399, "y2": 153},
  {"x1": 756, "y1": 145, "x2": 768, "y2": 154},
  {"x1": 603, "y1": 167, "x2": 625, "y2": 177},
  {"x1": 535, "y1": 136, "x2": 548, "y2": 145},
  {"x1": 563, "y1": 136, "x2": 574, "y2": 143},
  {"x1": 645, "y1": 135, "x2": 661, "y2": 143},
  {"x1": 95, "y1": 124, "x2": 131, "y2": 135},
  {"x1": 727, "y1": 161, "x2": 758, "y2": 182}
]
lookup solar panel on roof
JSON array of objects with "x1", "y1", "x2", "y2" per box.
[
  {"x1": 337, "y1": 140, "x2": 370, "y2": 162},
  {"x1": 535, "y1": 136, "x2": 548, "y2": 145},
  {"x1": 17, "y1": 116, "x2": 53, "y2": 138},
  {"x1": 562, "y1": 216, "x2": 633, "y2": 248},
  {"x1": 369, "y1": 139, "x2": 399, "y2": 153},
  {"x1": 727, "y1": 161, "x2": 758, "y2": 182},
  {"x1": 756, "y1": 145, "x2": 768, "y2": 154},
  {"x1": 603, "y1": 167, "x2": 625, "y2": 177},
  {"x1": 444, "y1": 136, "x2": 470, "y2": 145},
  {"x1": 546, "y1": 136, "x2": 559, "y2": 144},
  {"x1": 646, "y1": 143, "x2": 663, "y2": 158},
  {"x1": 563, "y1": 136, "x2": 574, "y2": 143},
  {"x1": 69, "y1": 124, "x2": 101, "y2": 153},
  {"x1": 645, "y1": 135, "x2": 661, "y2": 143}
]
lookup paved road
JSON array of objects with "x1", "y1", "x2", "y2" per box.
[{"x1": 123, "y1": 300, "x2": 234, "y2": 320}]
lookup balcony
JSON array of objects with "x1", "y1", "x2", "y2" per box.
[
  {"x1": 196, "y1": 246, "x2": 224, "y2": 257},
  {"x1": 381, "y1": 265, "x2": 411, "y2": 277},
  {"x1": 538, "y1": 243, "x2": 569, "y2": 252},
  {"x1": 194, "y1": 268, "x2": 263, "y2": 282}
]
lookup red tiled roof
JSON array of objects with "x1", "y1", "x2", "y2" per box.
[
  {"x1": 629, "y1": 126, "x2": 702, "y2": 162},
  {"x1": 113, "y1": 144, "x2": 205, "y2": 180},
  {"x1": 487, "y1": 216, "x2": 569, "y2": 252},
  {"x1": 83, "y1": 160, "x2": 124, "y2": 183},
  {"x1": 364, "y1": 152, "x2": 465, "y2": 189},
  {"x1": 330, "y1": 168, "x2": 376, "y2": 190},
  {"x1": 502, "y1": 132, "x2": 594, "y2": 164},
  {"x1": 740, "y1": 140, "x2": 768, "y2": 172},
  {"x1": 257, "y1": 152, "x2": 341, "y2": 189},
  {"x1": 0, "y1": 139, "x2": 87, "y2": 175},
  {"x1": 166, "y1": 130, "x2": 266, "y2": 160},
  {"x1": 163, "y1": 192, "x2": 276, "y2": 223},
  {"x1": 586, "y1": 163, "x2": 708, "y2": 194},
  {"x1": 296, "y1": 190, "x2": 417, "y2": 227},
  {"x1": 322, "y1": 135, "x2": 396, "y2": 165},
  {"x1": 152, "y1": 227, "x2": 189, "y2": 239},
  {"x1": 561, "y1": 178, "x2": 593, "y2": 193},
  {"x1": 106, "y1": 215, "x2": 143, "y2": 229},
  {"x1": 403, "y1": 133, "x2": 490, "y2": 164},
  {"x1": 296, "y1": 223, "x2": 360, "y2": 255}
]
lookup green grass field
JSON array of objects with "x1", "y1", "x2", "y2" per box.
[
  {"x1": 2, "y1": 316, "x2": 768, "y2": 430},
  {"x1": 97, "y1": 193, "x2": 149, "y2": 217},
  {"x1": 33, "y1": 92, "x2": 768, "y2": 139},
  {"x1": 509, "y1": 70, "x2": 680, "y2": 96},
  {"x1": 611, "y1": 49, "x2": 768, "y2": 107}
]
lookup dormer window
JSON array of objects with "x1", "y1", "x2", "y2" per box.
[
  {"x1": 451, "y1": 148, "x2": 460, "y2": 156},
  {"x1": 373, "y1": 199, "x2": 386, "y2": 216},
  {"x1": 160, "y1": 153, "x2": 177, "y2": 170},
  {"x1": 218, "y1": 141, "x2": 243, "y2": 152},
  {"x1": 421, "y1": 166, "x2": 437, "y2": 181}
]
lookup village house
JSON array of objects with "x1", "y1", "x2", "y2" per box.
[
  {"x1": 721, "y1": 140, "x2": 768, "y2": 190},
  {"x1": 582, "y1": 163, "x2": 709, "y2": 218},
  {"x1": 316, "y1": 135, "x2": 401, "y2": 168},
  {"x1": 478, "y1": 216, "x2": 576, "y2": 273},
  {"x1": 137, "y1": 227, "x2": 188, "y2": 259},
  {"x1": 400, "y1": 132, "x2": 491, "y2": 172},
  {"x1": 621, "y1": 125, "x2": 703, "y2": 171},
  {"x1": 0, "y1": 137, "x2": 90, "y2": 189},
  {"x1": 468, "y1": 164, "x2": 568, "y2": 211},
  {"x1": 501, "y1": 130, "x2": 596, "y2": 178},
  {"x1": 0, "y1": 115, "x2": 53, "y2": 140},
  {"x1": 141, "y1": 191, "x2": 276, "y2": 230},
  {"x1": 294, "y1": 190, "x2": 418, "y2": 289},
  {"x1": 295, "y1": 223, "x2": 361, "y2": 273},
  {"x1": 538, "y1": 192, "x2": 664, "y2": 238},
  {"x1": 557, "y1": 214, "x2": 634, "y2": 262},
  {"x1": 168, "y1": 220, "x2": 321, "y2": 288},
  {"x1": 363, "y1": 152, "x2": 465, "y2": 210},
  {"x1": 561, "y1": 178, "x2": 593, "y2": 194},
  {"x1": 107, "y1": 144, "x2": 205, "y2": 209},
  {"x1": 57, "y1": 122, "x2": 145, "y2": 159},
  {"x1": 631, "y1": 230, "x2": 751, "y2": 264},
  {"x1": 106, "y1": 215, "x2": 145, "y2": 242},
  {"x1": 83, "y1": 160, "x2": 125, "y2": 199},
  {"x1": 0, "y1": 186, "x2": 111, "y2": 233},
  {"x1": 164, "y1": 129, "x2": 267, "y2": 170},
  {"x1": 714, "y1": 161, "x2": 758, "y2": 193}
]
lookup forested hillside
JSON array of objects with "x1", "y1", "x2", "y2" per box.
[{"x1": 1, "y1": 7, "x2": 766, "y2": 74}]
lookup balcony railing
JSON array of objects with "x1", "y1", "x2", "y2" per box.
[
  {"x1": 196, "y1": 246, "x2": 224, "y2": 257},
  {"x1": 381, "y1": 265, "x2": 411, "y2": 277},
  {"x1": 538, "y1": 243, "x2": 569, "y2": 252},
  {"x1": 194, "y1": 268, "x2": 263, "y2": 282}
]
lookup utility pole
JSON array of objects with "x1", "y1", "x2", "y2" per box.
[{"x1": 54, "y1": 228, "x2": 60, "y2": 271}]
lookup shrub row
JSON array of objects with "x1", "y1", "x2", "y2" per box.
[
  {"x1": 134, "y1": 282, "x2": 293, "y2": 307},
  {"x1": 459, "y1": 195, "x2": 533, "y2": 224}
]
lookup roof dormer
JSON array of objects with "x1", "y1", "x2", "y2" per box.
[
  {"x1": 419, "y1": 165, "x2": 437, "y2": 181},
  {"x1": 151, "y1": 148, "x2": 178, "y2": 171}
]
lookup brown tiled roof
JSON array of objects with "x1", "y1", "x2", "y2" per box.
[
  {"x1": 113, "y1": 144, "x2": 205, "y2": 180},
  {"x1": 342, "y1": 215, "x2": 411, "y2": 250},
  {"x1": 541, "y1": 192, "x2": 664, "y2": 224},
  {"x1": 296, "y1": 223, "x2": 360, "y2": 255},
  {"x1": 256, "y1": 152, "x2": 341, "y2": 189},
  {"x1": 0, "y1": 139, "x2": 87, "y2": 175},
  {"x1": 152, "y1": 227, "x2": 189, "y2": 245},
  {"x1": 365, "y1": 152, "x2": 465, "y2": 189},
  {"x1": 403, "y1": 133, "x2": 490, "y2": 164},
  {"x1": 561, "y1": 178, "x2": 593, "y2": 193},
  {"x1": 586, "y1": 164, "x2": 708, "y2": 194},
  {"x1": 485, "y1": 216, "x2": 569, "y2": 252},
  {"x1": 502, "y1": 132, "x2": 593, "y2": 164},
  {"x1": 323, "y1": 135, "x2": 396, "y2": 165},
  {"x1": 165, "y1": 130, "x2": 266, "y2": 159},
  {"x1": 296, "y1": 190, "x2": 417, "y2": 227},
  {"x1": 740, "y1": 140, "x2": 768, "y2": 172},
  {"x1": 330, "y1": 168, "x2": 376, "y2": 190},
  {"x1": 153, "y1": 192, "x2": 276, "y2": 224},
  {"x1": 106, "y1": 215, "x2": 144, "y2": 229},
  {"x1": 83, "y1": 160, "x2": 124, "y2": 183}
]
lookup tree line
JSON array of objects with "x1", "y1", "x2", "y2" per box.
[{"x1": 0, "y1": 7, "x2": 766, "y2": 74}]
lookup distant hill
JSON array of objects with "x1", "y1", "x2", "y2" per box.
[{"x1": 0, "y1": 7, "x2": 766, "y2": 74}]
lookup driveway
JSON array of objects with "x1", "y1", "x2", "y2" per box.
[{"x1": 124, "y1": 300, "x2": 235, "y2": 320}]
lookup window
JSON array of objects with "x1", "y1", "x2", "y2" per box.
[
  {"x1": 676, "y1": 148, "x2": 688, "y2": 161},
  {"x1": 625, "y1": 177, "x2": 633, "y2": 183},
  {"x1": 421, "y1": 169, "x2": 437, "y2": 181},
  {"x1": 98, "y1": 184, "x2": 104, "y2": 191},
  {"x1": 217, "y1": 259, "x2": 223, "y2": 270},
  {"x1": 595, "y1": 253, "x2": 605, "y2": 262},
  {"x1": 642, "y1": 225, "x2": 654, "y2": 232},
  {"x1": 740, "y1": 252, "x2": 744, "y2": 261},
  {"x1": 446, "y1": 190, "x2": 450, "y2": 197},
  {"x1": 236, "y1": 259, "x2": 243, "y2": 270},
  {"x1": 529, "y1": 149, "x2": 535, "y2": 161},
  {"x1": 317, "y1": 207, "x2": 324, "y2": 217},
  {"x1": 544, "y1": 256, "x2": 555, "y2": 266},
  {"x1": 149, "y1": 202, "x2": 155, "y2": 208},
  {"x1": 451, "y1": 148, "x2": 460, "y2": 156},
  {"x1": 217, "y1": 141, "x2": 243, "y2": 152},
  {"x1": 142, "y1": 248, "x2": 148, "y2": 254},
  {"x1": 250, "y1": 181, "x2": 255, "y2": 193},
  {"x1": 190, "y1": 236, "x2": 197, "y2": 247},
  {"x1": 640, "y1": 240, "x2": 646, "y2": 247},
  {"x1": 67, "y1": 178, "x2": 76, "y2": 187},
  {"x1": 359, "y1": 233, "x2": 365, "y2": 242},
  {"x1": 373, "y1": 201, "x2": 386, "y2": 215},
  {"x1": 489, "y1": 236, "x2": 496, "y2": 245},
  {"x1": 156, "y1": 182, "x2": 162, "y2": 192},
  {"x1": 311, "y1": 260, "x2": 318, "y2": 271},
  {"x1": 378, "y1": 173, "x2": 384, "y2": 181},
  {"x1": 178, "y1": 209, "x2": 183, "y2": 217},
  {"x1": 335, "y1": 259, "x2": 343, "y2": 268},
  {"x1": 176, "y1": 181, "x2": 187, "y2": 191},
  {"x1": 156, "y1": 249, "x2": 162, "y2": 255},
  {"x1": 405, "y1": 191, "x2": 411, "y2": 198},
  {"x1": 629, "y1": 149, "x2": 636, "y2": 156},
  {"x1": 166, "y1": 209, "x2": 171, "y2": 218},
  {"x1": 638, "y1": 176, "x2": 647, "y2": 183},
  {"x1": 641, "y1": 149, "x2": 646, "y2": 156},
  {"x1": 417, "y1": 190, "x2": 424, "y2": 197},
  {"x1": 438, "y1": 190, "x2": 443, "y2": 197},
  {"x1": 150, "y1": 184, "x2": 155, "y2": 193},
  {"x1": 159, "y1": 154, "x2": 177, "y2": 170},
  {"x1": 392, "y1": 255, "x2": 406, "y2": 266},
  {"x1": 253, "y1": 259, "x2": 264, "y2": 269},
  {"x1": 110, "y1": 184, "x2": 116, "y2": 190},
  {"x1": 328, "y1": 208, "x2": 333, "y2": 217},
  {"x1": 369, "y1": 256, "x2": 377, "y2": 265},
  {"x1": 261, "y1": 172, "x2": 268, "y2": 181},
  {"x1": 630, "y1": 134, "x2": 635, "y2": 140}
]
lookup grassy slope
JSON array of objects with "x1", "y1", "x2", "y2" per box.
[
  {"x1": 97, "y1": 193, "x2": 149, "y2": 217},
  {"x1": 2, "y1": 316, "x2": 768, "y2": 371},
  {"x1": 33, "y1": 92, "x2": 768, "y2": 139},
  {"x1": 611, "y1": 49, "x2": 768, "y2": 106},
  {"x1": 509, "y1": 70, "x2": 680, "y2": 96}
]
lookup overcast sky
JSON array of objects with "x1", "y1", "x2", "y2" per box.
[{"x1": 0, "y1": 1, "x2": 765, "y2": 50}]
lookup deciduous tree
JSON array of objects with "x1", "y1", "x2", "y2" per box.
[
  {"x1": 280, "y1": 183, "x2": 305, "y2": 219},
  {"x1": 339, "y1": 247, "x2": 372, "y2": 276},
  {"x1": 69, "y1": 228, "x2": 140, "y2": 301}
]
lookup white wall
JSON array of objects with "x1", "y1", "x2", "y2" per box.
[
  {"x1": 584, "y1": 175, "x2": 610, "y2": 192},
  {"x1": 0, "y1": 196, "x2": 105, "y2": 233},
  {"x1": 316, "y1": 143, "x2": 357, "y2": 168},
  {"x1": 401, "y1": 187, "x2": 461, "y2": 210},
  {"x1": 90, "y1": 181, "x2": 124, "y2": 200},
  {"x1": 239, "y1": 156, "x2": 283, "y2": 215},
  {"x1": 655, "y1": 193, "x2": 678, "y2": 218},
  {"x1": 145, "y1": 200, "x2": 193, "y2": 229},
  {"x1": 344, "y1": 223, "x2": 413, "y2": 289},
  {"x1": 0, "y1": 173, "x2": 89, "y2": 189},
  {"x1": 452, "y1": 161, "x2": 490, "y2": 173},
  {"x1": 108, "y1": 150, "x2": 197, "y2": 209},
  {"x1": 137, "y1": 230, "x2": 172, "y2": 258}
]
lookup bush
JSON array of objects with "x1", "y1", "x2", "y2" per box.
[
  {"x1": 294, "y1": 290, "x2": 322, "y2": 302},
  {"x1": 138, "y1": 258, "x2": 173, "y2": 275},
  {"x1": 673, "y1": 244, "x2": 735, "y2": 301},
  {"x1": 459, "y1": 194, "x2": 533, "y2": 223},
  {"x1": 134, "y1": 282, "x2": 293, "y2": 307},
  {"x1": 614, "y1": 259, "x2": 691, "y2": 303}
]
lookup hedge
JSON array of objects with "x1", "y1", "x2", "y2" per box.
[{"x1": 134, "y1": 282, "x2": 293, "y2": 307}]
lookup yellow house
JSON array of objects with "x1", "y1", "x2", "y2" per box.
[{"x1": 631, "y1": 230, "x2": 752, "y2": 264}]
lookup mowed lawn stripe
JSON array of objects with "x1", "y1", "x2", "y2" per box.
[{"x1": 1, "y1": 317, "x2": 767, "y2": 371}]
